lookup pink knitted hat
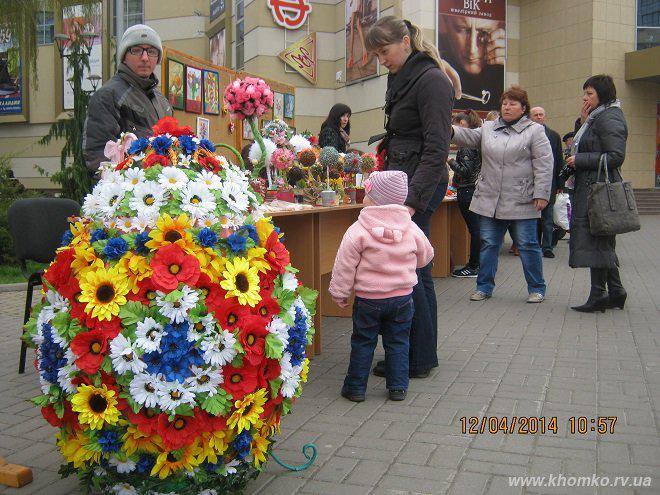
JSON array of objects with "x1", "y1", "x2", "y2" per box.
[{"x1": 363, "y1": 171, "x2": 408, "y2": 206}]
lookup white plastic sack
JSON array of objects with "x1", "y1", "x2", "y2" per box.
[{"x1": 553, "y1": 192, "x2": 571, "y2": 230}]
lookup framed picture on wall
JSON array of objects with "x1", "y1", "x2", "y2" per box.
[
  {"x1": 273, "y1": 92, "x2": 284, "y2": 120},
  {"x1": 185, "y1": 66, "x2": 202, "y2": 113},
  {"x1": 202, "y1": 69, "x2": 220, "y2": 115},
  {"x1": 243, "y1": 122, "x2": 254, "y2": 140},
  {"x1": 167, "y1": 59, "x2": 185, "y2": 110},
  {"x1": 284, "y1": 93, "x2": 295, "y2": 119},
  {"x1": 196, "y1": 117, "x2": 210, "y2": 140}
]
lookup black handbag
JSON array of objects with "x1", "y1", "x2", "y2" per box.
[{"x1": 587, "y1": 154, "x2": 640, "y2": 236}]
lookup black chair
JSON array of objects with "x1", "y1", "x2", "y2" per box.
[{"x1": 7, "y1": 198, "x2": 80, "y2": 373}]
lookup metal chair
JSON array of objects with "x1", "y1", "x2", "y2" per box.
[{"x1": 7, "y1": 198, "x2": 80, "y2": 373}]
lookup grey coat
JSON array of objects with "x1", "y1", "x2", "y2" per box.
[
  {"x1": 451, "y1": 117, "x2": 553, "y2": 220},
  {"x1": 569, "y1": 106, "x2": 627, "y2": 269}
]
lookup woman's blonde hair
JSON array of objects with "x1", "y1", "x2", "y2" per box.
[{"x1": 365, "y1": 16, "x2": 443, "y2": 69}]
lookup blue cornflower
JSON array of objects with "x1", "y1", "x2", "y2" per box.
[
  {"x1": 232, "y1": 430, "x2": 252, "y2": 460},
  {"x1": 147, "y1": 322, "x2": 203, "y2": 382},
  {"x1": 98, "y1": 430, "x2": 121, "y2": 453},
  {"x1": 286, "y1": 307, "x2": 308, "y2": 366},
  {"x1": 151, "y1": 135, "x2": 173, "y2": 155},
  {"x1": 178, "y1": 135, "x2": 198, "y2": 155},
  {"x1": 60, "y1": 230, "x2": 74, "y2": 247},
  {"x1": 134, "y1": 231, "x2": 150, "y2": 255},
  {"x1": 90, "y1": 228, "x2": 108, "y2": 243},
  {"x1": 199, "y1": 139, "x2": 216, "y2": 152},
  {"x1": 128, "y1": 137, "x2": 149, "y2": 154},
  {"x1": 226, "y1": 233, "x2": 247, "y2": 253},
  {"x1": 38, "y1": 324, "x2": 67, "y2": 384},
  {"x1": 197, "y1": 228, "x2": 218, "y2": 248},
  {"x1": 241, "y1": 224, "x2": 260, "y2": 245},
  {"x1": 202, "y1": 459, "x2": 224, "y2": 472},
  {"x1": 103, "y1": 237, "x2": 128, "y2": 260},
  {"x1": 136, "y1": 454, "x2": 155, "y2": 474}
]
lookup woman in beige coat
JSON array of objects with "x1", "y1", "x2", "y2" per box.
[{"x1": 452, "y1": 86, "x2": 553, "y2": 303}]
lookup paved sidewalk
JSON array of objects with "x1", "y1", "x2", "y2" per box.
[{"x1": 1, "y1": 217, "x2": 659, "y2": 495}]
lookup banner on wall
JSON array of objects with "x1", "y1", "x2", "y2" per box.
[
  {"x1": 437, "y1": 0, "x2": 506, "y2": 112},
  {"x1": 0, "y1": 27, "x2": 22, "y2": 115},
  {"x1": 63, "y1": 3, "x2": 103, "y2": 110},
  {"x1": 345, "y1": 0, "x2": 378, "y2": 84},
  {"x1": 279, "y1": 32, "x2": 317, "y2": 84},
  {"x1": 210, "y1": 29, "x2": 225, "y2": 67},
  {"x1": 210, "y1": 0, "x2": 226, "y2": 21}
]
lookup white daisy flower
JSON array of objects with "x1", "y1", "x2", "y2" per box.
[
  {"x1": 184, "y1": 365, "x2": 223, "y2": 396},
  {"x1": 129, "y1": 372, "x2": 161, "y2": 408},
  {"x1": 111, "y1": 483, "x2": 138, "y2": 495},
  {"x1": 178, "y1": 154, "x2": 192, "y2": 168},
  {"x1": 222, "y1": 459, "x2": 241, "y2": 476},
  {"x1": 37, "y1": 304, "x2": 56, "y2": 330},
  {"x1": 196, "y1": 214, "x2": 220, "y2": 229},
  {"x1": 279, "y1": 352, "x2": 303, "y2": 398},
  {"x1": 99, "y1": 170, "x2": 124, "y2": 186},
  {"x1": 135, "y1": 317, "x2": 165, "y2": 352},
  {"x1": 157, "y1": 381, "x2": 195, "y2": 412},
  {"x1": 132, "y1": 211, "x2": 159, "y2": 231},
  {"x1": 82, "y1": 191, "x2": 102, "y2": 218},
  {"x1": 224, "y1": 164, "x2": 249, "y2": 185},
  {"x1": 123, "y1": 168, "x2": 145, "y2": 191},
  {"x1": 155, "y1": 286, "x2": 199, "y2": 323},
  {"x1": 116, "y1": 217, "x2": 136, "y2": 233},
  {"x1": 157, "y1": 167, "x2": 189, "y2": 190},
  {"x1": 98, "y1": 182, "x2": 126, "y2": 218},
  {"x1": 181, "y1": 181, "x2": 217, "y2": 219},
  {"x1": 281, "y1": 271, "x2": 299, "y2": 292},
  {"x1": 220, "y1": 181, "x2": 249, "y2": 213},
  {"x1": 32, "y1": 322, "x2": 45, "y2": 346},
  {"x1": 200, "y1": 329, "x2": 237, "y2": 367},
  {"x1": 109, "y1": 334, "x2": 146, "y2": 375},
  {"x1": 46, "y1": 290, "x2": 69, "y2": 312},
  {"x1": 188, "y1": 314, "x2": 216, "y2": 342},
  {"x1": 39, "y1": 375, "x2": 51, "y2": 394},
  {"x1": 57, "y1": 354, "x2": 77, "y2": 394},
  {"x1": 129, "y1": 180, "x2": 167, "y2": 217},
  {"x1": 267, "y1": 316, "x2": 290, "y2": 349},
  {"x1": 109, "y1": 456, "x2": 136, "y2": 474},
  {"x1": 198, "y1": 169, "x2": 223, "y2": 190},
  {"x1": 293, "y1": 296, "x2": 312, "y2": 322}
]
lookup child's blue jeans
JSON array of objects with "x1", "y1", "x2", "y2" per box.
[{"x1": 342, "y1": 295, "x2": 413, "y2": 394}]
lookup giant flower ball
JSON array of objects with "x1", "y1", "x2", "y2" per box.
[{"x1": 23, "y1": 117, "x2": 317, "y2": 495}]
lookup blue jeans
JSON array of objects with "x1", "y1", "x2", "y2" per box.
[
  {"x1": 477, "y1": 216, "x2": 546, "y2": 296},
  {"x1": 540, "y1": 202, "x2": 554, "y2": 251},
  {"x1": 343, "y1": 295, "x2": 414, "y2": 394},
  {"x1": 409, "y1": 181, "x2": 447, "y2": 373}
]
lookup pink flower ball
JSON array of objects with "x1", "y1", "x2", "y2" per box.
[{"x1": 271, "y1": 148, "x2": 295, "y2": 170}]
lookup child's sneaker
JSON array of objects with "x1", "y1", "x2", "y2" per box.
[
  {"x1": 388, "y1": 389, "x2": 407, "y2": 401},
  {"x1": 341, "y1": 389, "x2": 365, "y2": 402}
]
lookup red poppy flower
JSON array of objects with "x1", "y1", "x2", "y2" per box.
[
  {"x1": 151, "y1": 244, "x2": 200, "y2": 291},
  {"x1": 259, "y1": 270, "x2": 277, "y2": 296},
  {"x1": 196, "y1": 274, "x2": 226, "y2": 309},
  {"x1": 127, "y1": 408, "x2": 162, "y2": 436},
  {"x1": 152, "y1": 116, "x2": 193, "y2": 137},
  {"x1": 197, "y1": 409, "x2": 227, "y2": 433},
  {"x1": 157, "y1": 414, "x2": 201, "y2": 450},
  {"x1": 41, "y1": 401, "x2": 80, "y2": 429},
  {"x1": 264, "y1": 231, "x2": 290, "y2": 274},
  {"x1": 222, "y1": 362, "x2": 260, "y2": 401},
  {"x1": 238, "y1": 315, "x2": 269, "y2": 366},
  {"x1": 258, "y1": 358, "x2": 282, "y2": 390},
  {"x1": 127, "y1": 278, "x2": 159, "y2": 304},
  {"x1": 70, "y1": 329, "x2": 108, "y2": 374},
  {"x1": 59, "y1": 275, "x2": 80, "y2": 302},
  {"x1": 143, "y1": 153, "x2": 170, "y2": 168},
  {"x1": 213, "y1": 296, "x2": 249, "y2": 331},
  {"x1": 199, "y1": 154, "x2": 220, "y2": 172},
  {"x1": 252, "y1": 295, "x2": 280, "y2": 320},
  {"x1": 43, "y1": 248, "x2": 76, "y2": 292}
]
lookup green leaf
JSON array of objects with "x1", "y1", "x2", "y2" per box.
[
  {"x1": 101, "y1": 357, "x2": 113, "y2": 373},
  {"x1": 284, "y1": 265, "x2": 299, "y2": 274},
  {"x1": 54, "y1": 400, "x2": 65, "y2": 419},
  {"x1": 174, "y1": 403, "x2": 195, "y2": 417},
  {"x1": 268, "y1": 378, "x2": 282, "y2": 398},
  {"x1": 297, "y1": 286, "x2": 318, "y2": 314},
  {"x1": 31, "y1": 394, "x2": 51, "y2": 407},
  {"x1": 265, "y1": 333, "x2": 284, "y2": 359},
  {"x1": 281, "y1": 398, "x2": 292, "y2": 415},
  {"x1": 201, "y1": 390, "x2": 232, "y2": 416},
  {"x1": 119, "y1": 391, "x2": 141, "y2": 414},
  {"x1": 119, "y1": 301, "x2": 150, "y2": 325},
  {"x1": 164, "y1": 289, "x2": 183, "y2": 303},
  {"x1": 92, "y1": 239, "x2": 108, "y2": 254},
  {"x1": 280, "y1": 311, "x2": 294, "y2": 328},
  {"x1": 84, "y1": 441, "x2": 103, "y2": 453}
]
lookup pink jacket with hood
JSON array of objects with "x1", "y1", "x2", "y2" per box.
[{"x1": 329, "y1": 204, "x2": 434, "y2": 300}]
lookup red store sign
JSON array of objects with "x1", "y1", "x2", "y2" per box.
[{"x1": 267, "y1": 0, "x2": 312, "y2": 29}]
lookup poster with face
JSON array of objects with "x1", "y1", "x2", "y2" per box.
[
  {"x1": 186, "y1": 66, "x2": 202, "y2": 114},
  {"x1": 437, "y1": 0, "x2": 506, "y2": 112},
  {"x1": 167, "y1": 59, "x2": 185, "y2": 110},
  {"x1": 345, "y1": 0, "x2": 378, "y2": 83}
]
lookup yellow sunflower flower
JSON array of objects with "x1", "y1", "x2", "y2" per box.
[
  {"x1": 57, "y1": 430, "x2": 101, "y2": 468},
  {"x1": 247, "y1": 247, "x2": 270, "y2": 274},
  {"x1": 71, "y1": 384, "x2": 120, "y2": 430},
  {"x1": 252, "y1": 430, "x2": 271, "y2": 468},
  {"x1": 118, "y1": 252, "x2": 152, "y2": 293},
  {"x1": 227, "y1": 389, "x2": 267, "y2": 433},
  {"x1": 301, "y1": 358, "x2": 310, "y2": 383},
  {"x1": 145, "y1": 213, "x2": 194, "y2": 252},
  {"x1": 69, "y1": 221, "x2": 90, "y2": 247},
  {"x1": 255, "y1": 218, "x2": 274, "y2": 246},
  {"x1": 196, "y1": 430, "x2": 230, "y2": 465},
  {"x1": 220, "y1": 257, "x2": 262, "y2": 307},
  {"x1": 121, "y1": 424, "x2": 163, "y2": 455},
  {"x1": 151, "y1": 442, "x2": 203, "y2": 479},
  {"x1": 71, "y1": 246, "x2": 104, "y2": 276},
  {"x1": 189, "y1": 244, "x2": 225, "y2": 283},
  {"x1": 78, "y1": 265, "x2": 129, "y2": 320}
]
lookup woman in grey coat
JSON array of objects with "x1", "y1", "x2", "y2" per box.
[
  {"x1": 565, "y1": 75, "x2": 628, "y2": 312},
  {"x1": 452, "y1": 86, "x2": 553, "y2": 303}
]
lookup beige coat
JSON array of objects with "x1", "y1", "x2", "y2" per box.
[{"x1": 452, "y1": 117, "x2": 553, "y2": 220}]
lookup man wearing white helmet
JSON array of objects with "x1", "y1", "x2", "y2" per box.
[{"x1": 83, "y1": 24, "x2": 172, "y2": 172}]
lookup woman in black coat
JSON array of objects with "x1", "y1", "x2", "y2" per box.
[
  {"x1": 365, "y1": 16, "x2": 454, "y2": 378},
  {"x1": 566, "y1": 74, "x2": 628, "y2": 312},
  {"x1": 318, "y1": 103, "x2": 352, "y2": 152}
]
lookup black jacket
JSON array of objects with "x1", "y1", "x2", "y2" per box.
[
  {"x1": 83, "y1": 63, "x2": 172, "y2": 172},
  {"x1": 382, "y1": 52, "x2": 454, "y2": 212},
  {"x1": 448, "y1": 148, "x2": 481, "y2": 189},
  {"x1": 543, "y1": 125, "x2": 565, "y2": 203},
  {"x1": 569, "y1": 106, "x2": 627, "y2": 269},
  {"x1": 318, "y1": 125, "x2": 347, "y2": 153}
]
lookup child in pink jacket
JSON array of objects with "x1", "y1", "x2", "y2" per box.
[{"x1": 329, "y1": 171, "x2": 434, "y2": 402}]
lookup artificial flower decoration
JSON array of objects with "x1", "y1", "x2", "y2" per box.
[{"x1": 24, "y1": 117, "x2": 317, "y2": 495}]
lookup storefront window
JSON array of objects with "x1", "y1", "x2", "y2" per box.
[
  {"x1": 113, "y1": 0, "x2": 144, "y2": 35},
  {"x1": 235, "y1": 0, "x2": 244, "y2": 69},
  {"x1": 637, "y1": 0, "x2": 660, "y2": 50},
  {"x1": 37, "y1": 8, "x2": 54, "y2": 45}
]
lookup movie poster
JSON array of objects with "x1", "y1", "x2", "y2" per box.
[
  {"x1": 437, "y1": 0, "x2": 506, "y2": 112},
  {"x1": 345, "y1": 0, "x2": 378, "y2": 84},
  {"x1": 0, "y1": 27, "x2": 22, "y2": 115}
]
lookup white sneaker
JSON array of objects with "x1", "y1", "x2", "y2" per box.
[
  {"x1": 527, "y1": 293, "x2": 545, "y2": 303},
  {"x1": 470, "y1": 291, "x2": 491, "y2": 301}
]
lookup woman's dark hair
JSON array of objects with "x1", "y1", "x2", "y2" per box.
[
  {"x1": 500, "y1": 85, "x2": 531, "y2": 116},
  {"x1": 321, "y1": 103, "x2": 352, "y2": 135},
  {"x1": 583, "y1": 74, "x2": 617, "y2": 105}
]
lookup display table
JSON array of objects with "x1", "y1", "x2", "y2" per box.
[{"x1": 270, "y1": 199, "x2": 469, "y2": 356}]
